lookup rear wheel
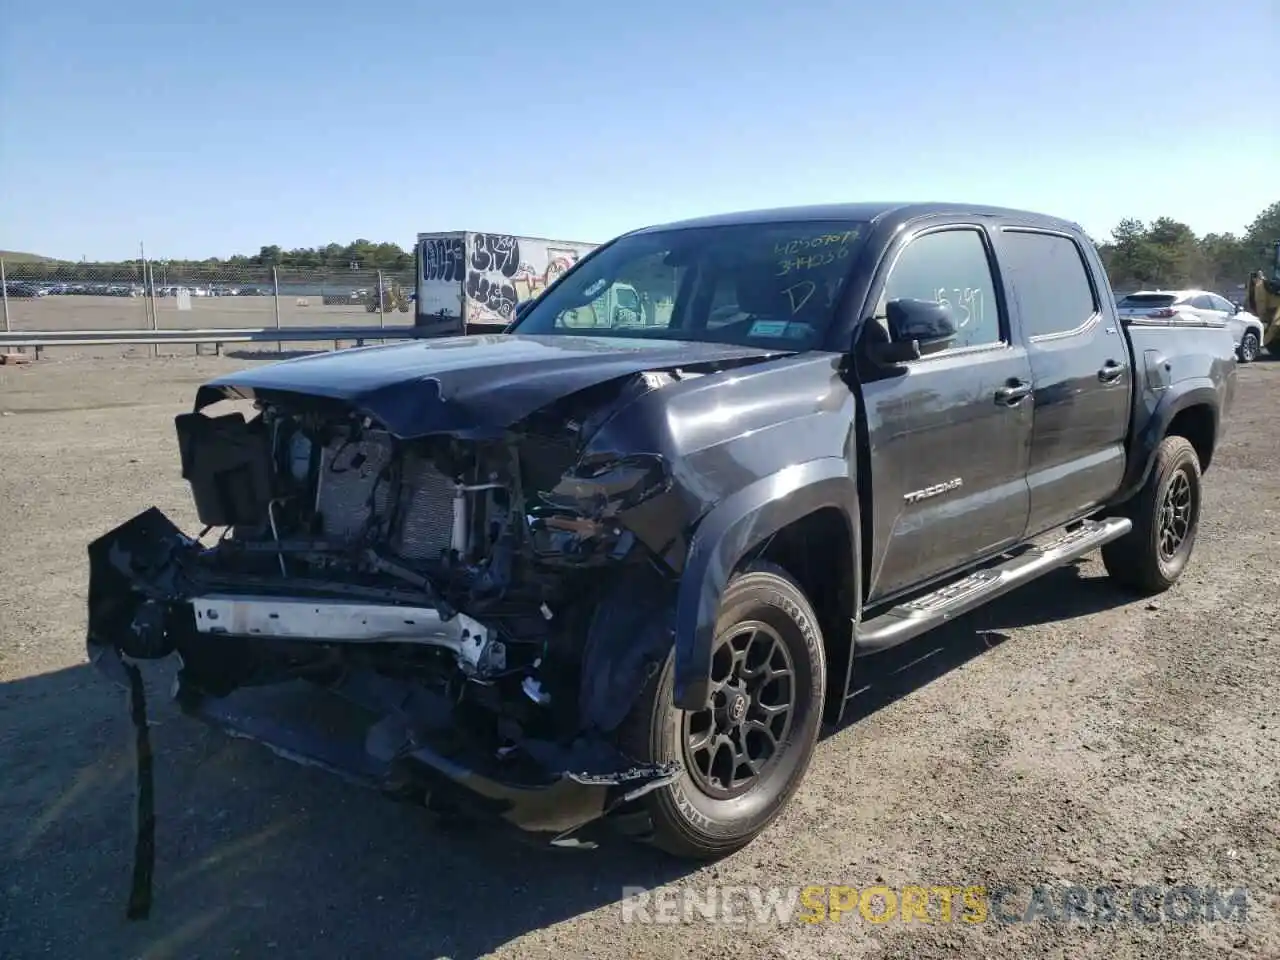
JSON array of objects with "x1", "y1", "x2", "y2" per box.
[
  {"x1": 1238, "y1": 331, "x2": 1260, "y2": 363},
  {"x1": 1102, "y1": 435, "x2": 1202, "y2": 594},
  {"x1": 614, "y1": 562, "x2": 826, "y2": 859}
]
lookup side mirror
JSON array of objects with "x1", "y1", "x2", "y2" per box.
[{"x1": 868, "y1": 298, "x2": 957, "y2": 364}]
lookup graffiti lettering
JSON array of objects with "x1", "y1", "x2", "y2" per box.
[
  {"x1": 464, "y1": 239, "x2": 591, "y2": 325},
  {"x1": 423, "y1": 237, "x2": 464, "y2": 282},
  {"x1": 470, "y1": 234, "x2": 521, "y2": 277},
  {"x1": 466, "y1": 272, "x2": 518, "y2": 321},
  {"x1": 512, "y1": 256, "x2": 576, "y2": 302}
]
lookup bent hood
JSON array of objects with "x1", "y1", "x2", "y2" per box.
[{"x1": 194, "y1": 333, "x2": 788, "y2": 438}]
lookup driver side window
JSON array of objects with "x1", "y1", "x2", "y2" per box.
[{"x1": 877, "y1": 228, "x2": 1002, "y2": 350}]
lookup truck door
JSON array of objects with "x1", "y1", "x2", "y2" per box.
[
  {"x1": 858, "y1": 224, "x2": 1034, "y2": 602},
  {"x1": 995, "y1": 228, "x2": 1131, "y2": 536}
]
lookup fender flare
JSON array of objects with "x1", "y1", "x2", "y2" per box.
[
  {"x1": 671, "y1": 458, "x2": 859, "y2": 711},
  {"x1": 1116, "y1": 381, "x2": 1220, "y2": 501}
]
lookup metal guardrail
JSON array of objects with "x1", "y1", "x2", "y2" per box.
[{"x1": 0, "y1": 324, "x2": 431, "y2": 358}]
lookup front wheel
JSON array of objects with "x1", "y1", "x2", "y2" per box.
[
  {"x1": 1102, "y1": 435, "x2": 1202, "y2": 594},
  {"x1": 614, "y1": 562, "x2": 826, "y2": 859}
]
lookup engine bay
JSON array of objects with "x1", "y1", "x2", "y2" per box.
[{"x1": 162, "y1": 381, "x2": 676, "y2": 752}]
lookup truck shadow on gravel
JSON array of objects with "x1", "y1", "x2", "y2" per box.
[{"x1": 0, "y1": 563, "x2": 1136, "y2": 960}]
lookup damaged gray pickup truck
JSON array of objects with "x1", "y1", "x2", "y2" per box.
[{"x1": 89, "y1": 203, "x2": 1237, "y2": 911}]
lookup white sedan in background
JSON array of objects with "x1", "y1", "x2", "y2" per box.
[{"x1": 1116, "y1": 289, "x2": 1266, "y2": 363}]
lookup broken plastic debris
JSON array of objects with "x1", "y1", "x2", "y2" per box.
[{"x1": 522, "y1": 676, "x2": 551, "y2": 706}]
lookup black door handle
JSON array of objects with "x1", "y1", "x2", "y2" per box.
[
  {"x1": 1098, "y1": 361, "x2": 1126, "y2": 383},
  {"x1": 994, "y1": 380, "x2": 1032, "y2": 405}
]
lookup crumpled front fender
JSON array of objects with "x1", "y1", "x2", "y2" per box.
[{"x1": 672, "y1": 459, "x2": 859, "y2": 711}]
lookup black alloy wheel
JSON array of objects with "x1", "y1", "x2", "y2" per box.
[
  {"x1": 681, "y1": 620, "x2": 796, "y2": 801},
  {"x1": 1157, "y1": 468, "x2": 1194, "y2": 564},
  {"x1": 613, "y1": 561, "x2": 827, "y2": 859},
  {"x1": 1103, "y1": 435, "x2": 1202, "y2": 594}
]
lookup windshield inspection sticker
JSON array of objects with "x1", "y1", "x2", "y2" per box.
[{"x1": 749, "y1": 320, "x2": 790, "y2": 337}]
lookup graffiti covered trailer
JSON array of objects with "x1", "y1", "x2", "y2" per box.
[{"x1": 414, "y1": 231, "x2": 600, "y2": 335}]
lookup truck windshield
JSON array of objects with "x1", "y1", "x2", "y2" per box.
[{"x1": 507, "y1": 219, "x2": 869, "y2": 349}]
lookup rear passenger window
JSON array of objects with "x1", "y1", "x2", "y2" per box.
[
  {"x1": 879, "y1": 228, "x2": 1001, "y2": 349},
  {"x1": 1000, "y1": 230, "x2": 1099, "y2": 338}
]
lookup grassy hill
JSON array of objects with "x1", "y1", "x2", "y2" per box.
[{"x1": 0, "y1": 251, "x2": 57, "y2": 263}]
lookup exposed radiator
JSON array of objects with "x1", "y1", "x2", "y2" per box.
[
  {"x1": 313, "y1": 434, "x2": 459, "y2": 560},
  {"x1": 315, "y1": 435, "x2": 395, "y2": 541},
  {"x1": 390, "y1": 454, "x2": 458, "y2": 561}
]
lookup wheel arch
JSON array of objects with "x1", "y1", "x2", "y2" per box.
[
  {"x1": 1115, "y1": 384, "x2": 1220, "y2": 504},
  {"x1": 1165, "y1": 402, "x2": 1217, "y2": 473},
  {"x1": 672, "y1": 459, "x2": 860, "y2": 712}
]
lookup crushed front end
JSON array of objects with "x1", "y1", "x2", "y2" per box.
[{"x1": 88, "y1": 378, "x2": 693, "y2": 914}]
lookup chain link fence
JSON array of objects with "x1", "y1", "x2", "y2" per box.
[{"x1": 0, "y1": 257, "x2": 417, "y2": 335}]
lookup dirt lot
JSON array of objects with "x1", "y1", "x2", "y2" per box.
[{"x1": 1, "y1": 352, "x2": 1277, "y2": 960}]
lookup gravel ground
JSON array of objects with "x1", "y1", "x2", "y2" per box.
[{"x1": 0, "y1": 352, "x2": 1277, "y2": 960}]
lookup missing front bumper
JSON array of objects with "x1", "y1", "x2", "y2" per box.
[
  {"x1": 164, "y1": 663, "x2": 679, "y2": 839},
  {"x1": 87, "y1": 507, "x2": 681, "y2": 919}
]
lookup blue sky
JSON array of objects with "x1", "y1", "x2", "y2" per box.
[{"x1": 2, "y1": 0, "x2": 1275, "y2": 261}]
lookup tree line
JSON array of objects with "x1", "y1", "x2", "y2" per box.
[
  {"x1": 7, "y1": 201, "x2": 1279, "y2": 291},
  {"x1": 1095, "y1": 200, "x2": 1279, "y2": 294},
  {"x1": 4, "y1": 240, "x2": 415, "y2": 282},
  {"x1": 238, "y1": 241, "x2": 414, "y2": 271}
]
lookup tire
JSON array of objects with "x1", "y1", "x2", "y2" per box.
[
  {"x1": 614, "y1": 561, "x2": 826, "y2": 859},
  {"x1": 1238, "y1": 331, "x2": 1259, "y2": 363},
  {"x1": 1102, "y1": 435, "x2": 1202, "y2": 594}
]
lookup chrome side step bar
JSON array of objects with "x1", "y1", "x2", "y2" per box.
[{"x1": 853, "y1": 516, "x2": 1132, "y2": 657}]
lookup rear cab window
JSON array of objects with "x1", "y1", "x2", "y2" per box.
[{"x1": 998, "y1": 229, "x2": 1099, "y2": 338}]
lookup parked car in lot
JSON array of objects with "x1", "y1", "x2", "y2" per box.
[
  {"x1": 321, "y1": 289, "x2": 363, "y2": 305},
  {"x1": 3, "y1": 281, "x2": 47, "y2": 298},
  {"x1": 88, "y1": 203, "x2": 1237, "y2": 892},
  {"x1": 1117, "y1": 288, "x2": 1266, "y2": 362}
]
